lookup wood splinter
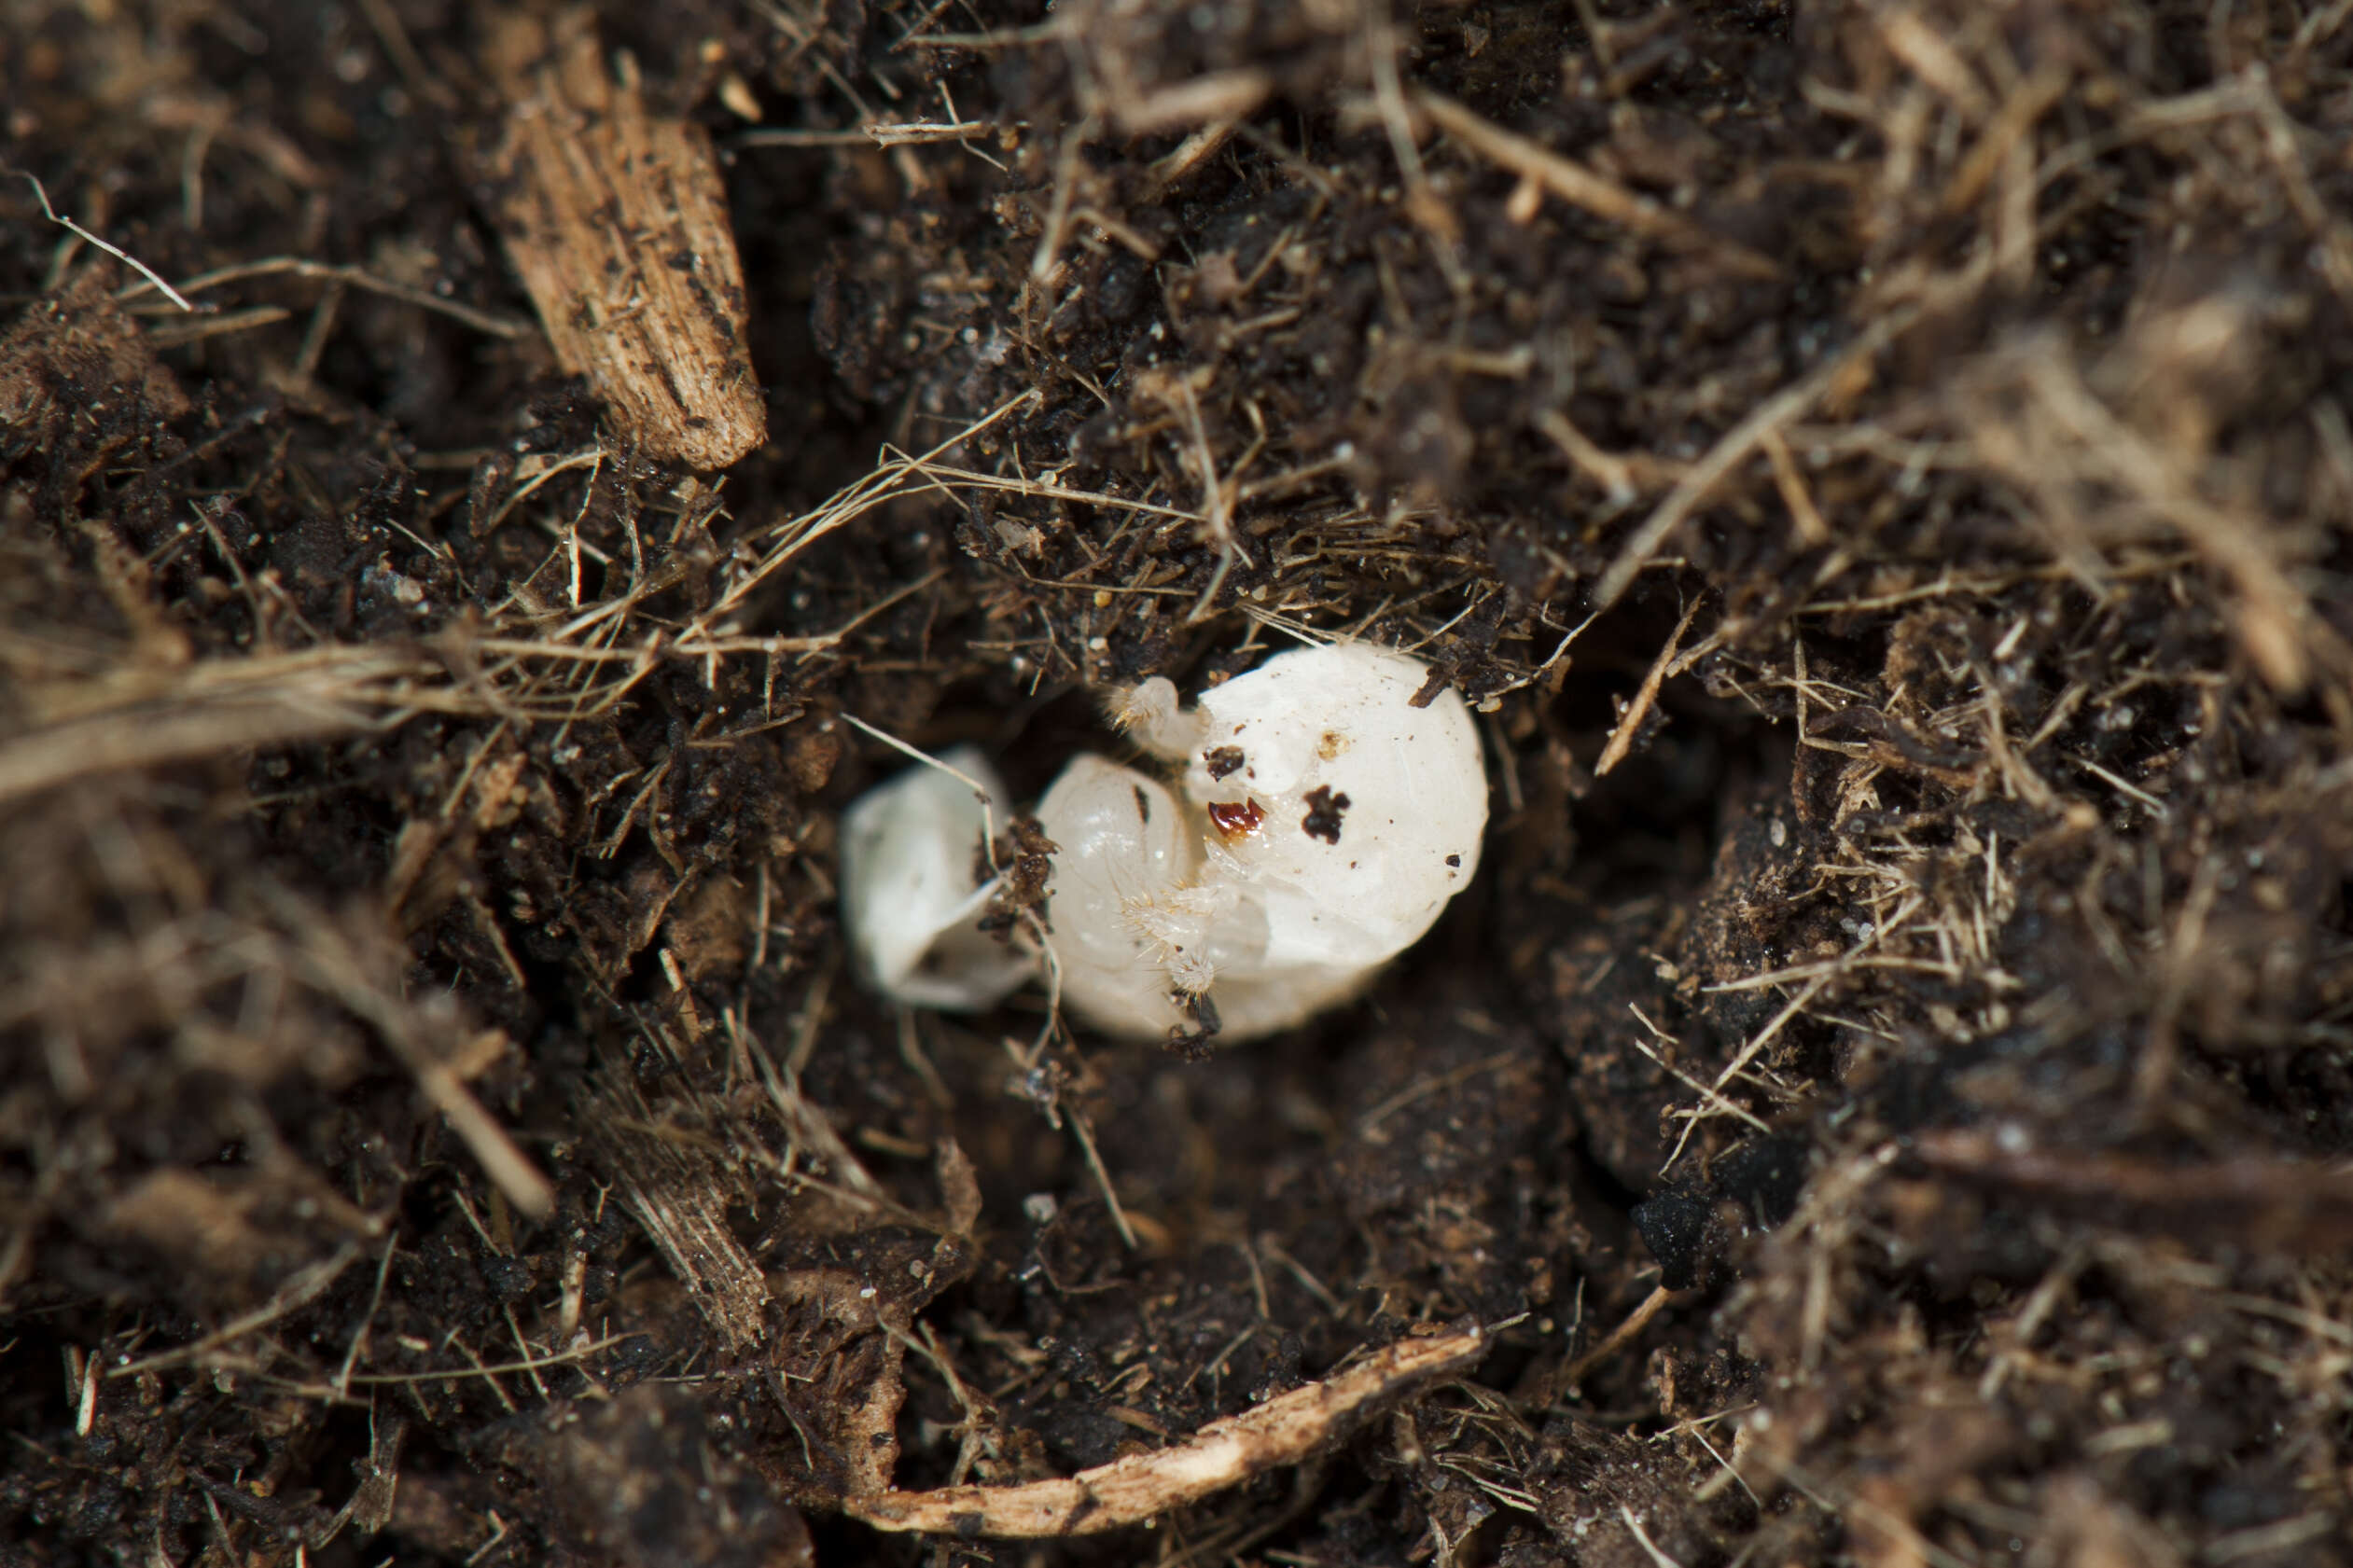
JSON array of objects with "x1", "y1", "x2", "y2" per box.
[
  {"x1": 470, "y1": 8, "x2": 765, "y2": 470},
  {"x1": 848, "y1": 1324, "x2": 1488, "y2": 1537}
]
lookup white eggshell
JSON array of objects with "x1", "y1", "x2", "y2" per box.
[{"x1": 837, "y1": 747, "x2": 1037, "y2": 1009}]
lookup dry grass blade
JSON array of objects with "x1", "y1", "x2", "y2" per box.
[
  {"x1": 1594, "y1": 600, "x2": 1700, "y2": 776},
  {"x1": 1594, "y1": 306, "x2": 1919, "y2": 608},
  {"x1": 1910, "y1": 1131, "x2": 2353, "y2": 1254},
  {"x1": 0, "y1": 646, "x2": 436, "y2": 807},
  {"x1": 119, "y1": 257, "x2": 533, "y2": 339},
  {"x1": 1413, "y1": 91, "x2": 1779, "y2": 281},
  {"x1": 1564, "y1": 1284, "x2": 1676, "y2": 1386},
  {"x1": 2013, "y1": 348, "x2": 2314, "y2": 692},
  {"x1": 706, "y1": 391, "x2": 1047, "y2": 621},
  {"x1": 273, "y1": 895, "x2": 555, "y2": 1221},
  {"x1": 21, "y1": 173, "x2": 194, "y2": 311},
  {"x1": 105, "y1": 1242, "x2": 362, "y2": 1378}
]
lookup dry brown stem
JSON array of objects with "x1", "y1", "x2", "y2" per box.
[
  {"x1": 1564, "y1": 1284, "x2": 1677, "y2": 1386},
  {"x1": 281, "y1": 898, "x2": 556, "y2": 1221},
  {"x1": 588, "y1": 1089, "x2": 772, "y2": 1354},
  {"x1": 1910, "y1": 1130, "x2": 2353, "y2": 1254},
  {"x1": 1594, "y1": 304, "x2": 1920, "y2": 608}
]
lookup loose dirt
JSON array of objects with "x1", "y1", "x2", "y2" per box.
[{"x1": 7, "y1": 3, "x2": 2353, "y2": 1566}]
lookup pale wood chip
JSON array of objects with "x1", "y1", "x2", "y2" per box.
[{"x1": 472, "y1": 8, "x2": 765, "y2": 470}]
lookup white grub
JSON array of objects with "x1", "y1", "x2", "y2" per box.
[
  {"x1": 1042, "y1": 641, "x2": 1486, "y2": 1040},
  {"x1": 837, "y1": 745, "x2": 1032, "y2": 1010},
  {"x1": 836, "y1": 642, "x2": 1488, "y2": 1042}
]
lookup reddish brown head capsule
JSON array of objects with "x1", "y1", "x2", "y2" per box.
[{"x1": 1206, "y1": 798, "x2": 1266, "y2": 839}]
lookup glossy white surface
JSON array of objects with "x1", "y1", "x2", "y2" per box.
[{"x1": 838, "y1": 643, "x2": 1489, "y2": 1041}]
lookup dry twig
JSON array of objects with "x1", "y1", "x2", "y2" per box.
[
  {"x1": 1413, "y1": 91, "x2": 1778, "y2": 281},
  {"x1": 848, "y1": 1325, "x2": 1488, "y2": 1535}
]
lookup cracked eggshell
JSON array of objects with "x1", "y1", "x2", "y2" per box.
[
  {"x1": 1181, "y1": 641, "x2": 1486, "y2": 972},
  {"x1": 838, "y1": 747, "x2": 1036, "y2": 1010}
]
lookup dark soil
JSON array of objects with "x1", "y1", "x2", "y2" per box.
[{"x1": 8, "y1": 2, "x2": 2353, "y2": 1565}]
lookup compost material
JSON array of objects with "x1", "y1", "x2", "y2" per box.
[{"x1": 7, "y1": 2, "x2": 2353, "y2": 1565}]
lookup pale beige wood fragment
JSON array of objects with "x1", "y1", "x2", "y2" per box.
[{"x1": 475, "y1": 8, "x2": 764, "y2": 470}]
